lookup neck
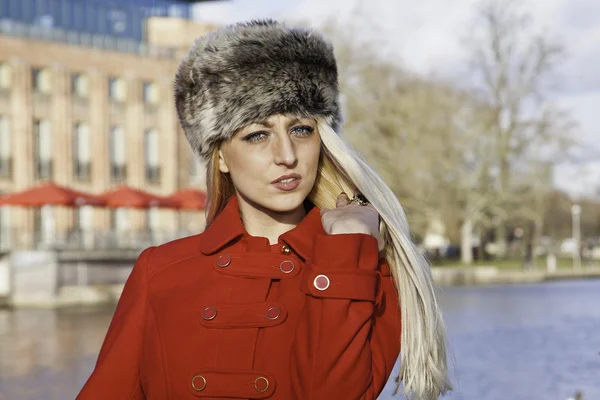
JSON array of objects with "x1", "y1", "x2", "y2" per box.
[{"x1": 236, "y1": 194, "x2": 307, "y2": 245}]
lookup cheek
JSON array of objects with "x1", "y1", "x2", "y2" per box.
[
  {"x1": 226, "y1": 151, "x2": 265, "y2": 180},
  {"x1": 300, "y1": 143, "x2": 321, "y2": 178}
]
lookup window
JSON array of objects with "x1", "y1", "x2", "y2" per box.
[
  {"x1": 110, "y1": 208, "x2": 129, "y2": 232},
  {"x1": 0, "y1": 204, "x2": 12, "y2": 250},
  {"x1": 0, "y1": 63, "x2": 11, "y2": 89},
  {"x1": 109, "y1": 125, "x2": 126, "y2": 182},
  {"x1": 190, "y1": 155, "x2": 199, "y2": 175},
  {"x1": 146, "y1": 207, "x2": 160, "y2": 232},
  {"x1": 144, "y1": 128, "x2": 160, "y2": 183},
  {"x1": 142, "y1": 81, "x2": 159, "y2": 105},
  {"x1": 75, "y1": 205, "x2": 94, "y2": 249},
  {"x1": 71, "y1": 73, "x2": 89, "y2": 98},
  {"x1": 35, "y1": 205, "x2": 55, "y2": 247},
  {"x1": 189, "y1": 154, "x2": 204, "y2": 185},
  {"x1": 34, "y1": 119, "x2": 52, "y2": 180},
  {"x1": 31, "y1": 67, "x2": 51, "y2": 93},
  {"x1": 0, "y1": 116, "x2": 11, "y2": 178},
  {"x1": 73, "y1": 122, "x2": 91, "y2": 181},
  {"x1": 108, "y1": 76, "x2": 126, "y2": 102},
  {"x1": 168, "y1": 5, "x2": 184, "y2": 18}
]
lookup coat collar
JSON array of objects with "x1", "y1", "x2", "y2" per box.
[{"x1": 198, "y1": 195, "x2": 325, "y2": 260}]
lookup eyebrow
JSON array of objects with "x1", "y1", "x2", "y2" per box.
[{"x1": 255, "y1": 117, "x2": 303, "y2": 129}]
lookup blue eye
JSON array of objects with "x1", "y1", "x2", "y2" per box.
[
  {"x1": 291, "y1": 126, "x2": 314, "y2": 136},
  {"x1": 243, "y1": 131, "x2": 267, "y2": 143}
]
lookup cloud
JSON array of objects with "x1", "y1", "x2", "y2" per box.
[
  {"x1": 555, "y1": 92, "x2": 600, "y2": 197},
  {"x1": 191, "y1": 0, "x2": 301, "y2": 24},
  {"x1": 192, "y1": 0, "x2": 599, "y2": 196}
]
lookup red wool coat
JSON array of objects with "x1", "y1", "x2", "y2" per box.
[{"x1": 77, "y1": 195, "x2": 401, "y2": 399}]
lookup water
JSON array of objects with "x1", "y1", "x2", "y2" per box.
[
  {"x1": 441, "y1": 279, "x2": 600, "y2": 400},
  {"x1": 1, "y1": 279, "x2": 599, "y2": 400}
]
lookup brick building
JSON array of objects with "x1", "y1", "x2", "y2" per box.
[{"x1": 0, "y1": 0, "x2": 219, "y2": 250}]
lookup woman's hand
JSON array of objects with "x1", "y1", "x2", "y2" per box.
[{"x1": 320, "y1": 193, "x2": 384, "y2": 251}]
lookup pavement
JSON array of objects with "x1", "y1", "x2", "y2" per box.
[{"x1": 431, "y1": 265, "x2": 600, "y2": 286}]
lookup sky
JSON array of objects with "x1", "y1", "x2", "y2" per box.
[{"x1": 191, "y1": 0, "x2": 600, "y2": 199}]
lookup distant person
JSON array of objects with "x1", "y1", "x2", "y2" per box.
[
  {"x1": 76, "y1": 20, "x2": 451, "y2": 400},
  {"x1": 523, "y1": 242, "x2": 533, "y2": 270}
]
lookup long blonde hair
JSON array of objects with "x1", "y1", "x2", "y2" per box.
[{"x1": 203, "y1": 118, "x2": 452, "y2": 399}]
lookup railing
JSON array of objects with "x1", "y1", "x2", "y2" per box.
[
  {"x1": 74, "y1": 161, "x2": 92, "y2": 182},
  {"x1": 0, "y1": 19, "x2": 178, "y2": 60},
  {"x1": 0, "y1": 87, "x2": 10, "y2": 100},
  {"x1": 35, "y1": 160, "x2": 53, "y2": 180},
  {"x1": 0, "y1": 157, "x2": 12, "y2": 178},
  {"x1": 110, "y1": 164, "x2": 127, "y2": 182},
  {"x1": 145, "y1": 165, "x2": 161, "y2": 184},
  {"x1": 0, "y1": 227, "x2": 202, "y2": 252}
]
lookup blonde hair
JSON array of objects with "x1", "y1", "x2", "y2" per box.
[{"x1": 204, "y1": 118, "x2": 452, "y2": 399}]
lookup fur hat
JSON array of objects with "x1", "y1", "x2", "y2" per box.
[{"x1": 174, "y1": 19, "x2": 341, "y2": 161}]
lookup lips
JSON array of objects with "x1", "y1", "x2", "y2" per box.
[{"x1": 271, "y1": 173, "x2": 302, "y2": 184}]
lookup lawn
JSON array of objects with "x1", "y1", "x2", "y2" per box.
[{"x1": 430, "y1": 256, "x2": 584, "y2": 270}]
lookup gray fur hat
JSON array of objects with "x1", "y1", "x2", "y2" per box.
[{"x1": 174, "y1": 19, "x2": 341, "y2": 161}]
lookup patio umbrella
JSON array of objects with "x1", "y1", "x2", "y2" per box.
[
  {"x1": 99, "y1": 185, "x2": 178, "y2": 209},
  {"x1": 0, "y1": 182, "x2": 105, "y2": 207},
  {"x1": 100, "y1": 186, "x2": 179, "y2": 248},
  {"x1": 166, "y1": 188, "x2": 207, "y2": 210},
  {"x1": 0, "y1": 182, "x2": 105, "y2": 249}
]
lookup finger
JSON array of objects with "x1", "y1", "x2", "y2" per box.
[{"x1": 336, "y1": 192, "x2": 350, "y2": 208}]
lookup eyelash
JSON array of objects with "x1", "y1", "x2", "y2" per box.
[
  {"x1": 292, "y1": 125, "x2": 314, "y2": 136},
  {"x1": 243, "y1": 126, "x2": 314, "y2": 143}
]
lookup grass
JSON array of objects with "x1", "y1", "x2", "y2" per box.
[{"x1": 430, "y1": 256, "x2": 584, "y2": 270}]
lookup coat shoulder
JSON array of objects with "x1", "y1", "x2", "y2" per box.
[{"x1": 145, "y1": 233, "x2": 208, "y2": 278}]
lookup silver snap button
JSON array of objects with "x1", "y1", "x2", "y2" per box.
[
  {"x1": 280, "y1": 260, "x2": 294, "y2": 273},
  {"x1": 201, "y1": 306, "x2": 217, "y2": 320},
  {"x1": 192, "y1": 375, "x2": 207, "y2": 391},
  {"x1": 314, "y1": 274, "x2": 330, "y2": 291},
  {"x1": 266, "y1": 306, "x2": 281, "y2": 320},
  {"x1": 216, "y1": 254, "x2": 231, "y2": 268}
]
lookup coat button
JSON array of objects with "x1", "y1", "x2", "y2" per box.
[
  {"x1": 313, "y1": 274, "x2": 330, "y2": 291},
  {"x1": 192, "y1": 375, "x2": 207, "y2": 391},
  {"x1": 254, "y1": 376, "x2": 269, "y2": 393},
  {"x1": 279, "y1": 260, "x2": 294, "y2": 273},
  {"x1": 216, "y1": 254, "x2": 231, "y2": 268},
  {"x1": 201, "y1": 306, "x2": 217, "y2": 320},
  {"x1": 265, "y1": 306, "x2": 280, "y2": 320},
  {"x1": 281, "y1": 244, "x2": 291, "y2": 255}
]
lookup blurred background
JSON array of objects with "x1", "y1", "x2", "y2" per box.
[{"x1": 0, "y1": 0, "x2": 598, "y2": 399}]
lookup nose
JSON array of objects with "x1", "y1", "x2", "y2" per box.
[{"x1": 273, "y1": 135, "x2": 298, "y2": 168}]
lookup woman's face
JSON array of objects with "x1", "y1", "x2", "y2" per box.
[{"x1": 219, "y1": 114, "x2": 321, "y2": 215}]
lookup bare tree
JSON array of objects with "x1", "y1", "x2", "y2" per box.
[
  {"x1": 465, "y1": 0, "x2": 575, "y2": 258},
  {"x1": 315, "y1": 0, "x2": 575, "y2": 265},
  {"x1": 340, "y1": 57, "x2": 499, "y2": 264}
]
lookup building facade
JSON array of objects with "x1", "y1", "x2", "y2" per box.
[
  {"x1": 0, "y1": 0, "x2": 218, "y2": 250},
  {"x1": 1, "y1": 0, "x2": 193, "y2": 42}
]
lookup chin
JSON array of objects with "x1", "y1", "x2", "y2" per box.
[
  {"x1": 246, "y1": 189, "x2": 308, "y2": 214},
  {"x1": 265, "y1": 192, "x2": 308, "y2": 213}
]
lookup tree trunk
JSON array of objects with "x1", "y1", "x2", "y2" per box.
[
  {"x1": 461, "y1": 218, "x2": 474, "y2": 265},
  {"x1": 531, "y1": 217, "x2": 544, "y2": 269},
  {"x1": 478, "y1": 226, "x2": 487, "y2": 261},
  {"x1": 496, "y1": 223, "x2": 508, "y2": 259}
]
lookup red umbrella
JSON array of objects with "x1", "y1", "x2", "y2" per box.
[
  {"x1": 166, "y1": 188, "x2": 207, "y2": 210},
  {"x1": 0, "y1": 182, "x2": 105, "y2": 207},
  {"x1": 100, "y1": 185, "x2": 178, "y2": 209}
]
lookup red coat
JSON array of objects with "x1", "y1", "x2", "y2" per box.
[{"x1": 77, "y1": 195, "x2": 401, "y2": 399}]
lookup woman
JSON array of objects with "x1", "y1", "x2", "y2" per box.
[{"x1": 77, "y1": 20, "x2": 451, "y2": 400}]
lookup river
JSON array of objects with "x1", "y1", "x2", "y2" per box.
[{"x1": 1, "y1": 279, "x2": 599, "y2": 399}]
